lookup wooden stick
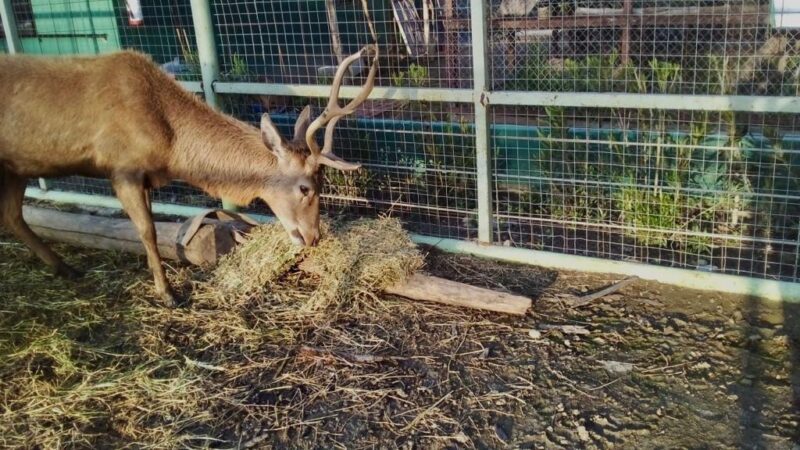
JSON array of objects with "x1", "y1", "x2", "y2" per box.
[
  {"x1": 570, "y1": 276, "x2": 638, "y2": 308},
  {"x1": 384, "y1": 273, "x2": 531, "y2": 315},
  {"x1": 299, "y1": 260, "x2": 531, "y2": 315}
]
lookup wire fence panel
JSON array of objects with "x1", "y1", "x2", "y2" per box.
[
  {"x1": 212, "y1": 0, "x2": 473, "y2": 89},
  {"x1": 487, "y1": 0, "x2": 800, "y2": 96},
  {"x1": 492, "y1": 105, "x2": 800, "y2": 281}
]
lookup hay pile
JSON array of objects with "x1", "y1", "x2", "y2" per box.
[{"x1": 208, "y1": 216, "x2": 424, "y2": 311}]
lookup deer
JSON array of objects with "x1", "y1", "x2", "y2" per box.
[{"x1": 0, "y1": 44, "x2": 378, "y2": 306}]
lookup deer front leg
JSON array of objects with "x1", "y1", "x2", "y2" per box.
[
  {"x1": 0, "y1": 169, "x2": 81, "y2": 278},
  {"x1": 112, "y1": 174, "x2": 176, "y2": 307}
]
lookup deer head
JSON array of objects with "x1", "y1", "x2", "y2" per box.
[{"x1": 258, "y1": 44, "x2": 378, "y2": 247}]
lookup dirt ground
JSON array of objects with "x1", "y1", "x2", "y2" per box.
[{"x1": 1, "y1": 221, "x2": 799, "y2": 449}]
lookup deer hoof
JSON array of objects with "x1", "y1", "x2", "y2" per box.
[
  {"x1": 157, "y1": 288, "x2": 179, "y2": 308},
  {"x1": 55, "y1": 264, "x2": 83, "y2": 280}
]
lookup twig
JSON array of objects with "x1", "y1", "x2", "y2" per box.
[
  {"x1": 570, "y1": 276, "x2": 639, "y2": 308},
  {"x1": 400, "y1": 391, "x2": 453, "y2": 432}
]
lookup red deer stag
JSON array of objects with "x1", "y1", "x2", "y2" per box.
[{"x1": 0, "y1": 45, "x2": 378, "y2": 305}]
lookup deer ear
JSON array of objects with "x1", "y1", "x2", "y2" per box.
[
  {"x1": 260, "y1": 113, "x2": 286, "y2": 158},
  {"x1": 293, "y1": 105, "x2": 313, "y2": 142}
]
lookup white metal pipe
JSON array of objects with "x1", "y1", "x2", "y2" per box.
[
  {"x1": 23, "y1": 188, "x2": 800, "y2": 304},
  {"x1": 188, "y1": 0, "x2": 235, "y2": 211},
  {"x1": 214, "y1": 82, "x2": 475, "y2": 103},
  {"x1": 211, "y1": 82, "x2": 800, "y2": 114},
  {"x1": 488, "y1": 90, "x2": 800, "y2": 113},
  {"x1": 470, "y1": 0, "x2": 493, "y2": 243},
  {"x1": 0, "y1": 0, "x2": 21, "y2": 53},
  {"x1": 178, "y1": 80, "x2": 204, "y2": 93}
]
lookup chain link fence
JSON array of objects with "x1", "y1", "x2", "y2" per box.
[{"x1": 3, "y1": 0, "x2": 799, "y2": 283}]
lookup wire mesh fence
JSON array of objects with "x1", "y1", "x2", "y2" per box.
[
  {"x1": 4, "y1": 0, "x2": 800, "y2": 283},
  {"x1": 491, "y1": 105, "x2": 800, "y2": 281}
]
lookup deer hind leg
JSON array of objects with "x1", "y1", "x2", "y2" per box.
[
  {"x1": 111, "y1": 174, "x2": 176, "y2": 307},
  {"x1": 0, "y1": 169, "x2": 82, "y2": 279}
]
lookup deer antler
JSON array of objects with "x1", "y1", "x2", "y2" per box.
[{"x1": 306, "y1": 43, "x2": 379, "y2": 171}]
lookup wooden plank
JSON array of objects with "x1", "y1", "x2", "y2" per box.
[
  {"x1": 384, "y1": 273, "x2": 532, "y2": 315},
  {"x1": 620, "y1": 0, "x2": 633, "y2": 64},
  {"x1": 22, "y1": 206, "x2": 235, "y2": 266}
]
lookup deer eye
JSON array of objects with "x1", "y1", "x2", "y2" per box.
[{"x1": 299, "y1": 185, "x2": 310, "y2": 196}]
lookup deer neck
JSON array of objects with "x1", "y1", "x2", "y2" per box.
[{"x1": 167, "y1": 99, "x2": 277, "y2": 206}]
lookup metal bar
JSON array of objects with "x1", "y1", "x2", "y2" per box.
[
  {"x1": 178, "y1": 80, "x2": 204, "y2": 93},
  {"x1": 214, "y1": 82, "x2": 475, "y2": 103},
  {"x1": 189, "y1": 0, "x2": 220, "y2": 109},
  {"x1": 488, "y1": 91, "x2": 800, "y2": 113},
  {"x1": 23, "y1": 187, "x2": 800, "y2": 304},
  {"x1": 471, "y1": 0, "x2": 492, "y2": 243},
  {"x1": 189, "y1": 0, "x2": 236, "y2": 211},
  {"x1": 0, "y1": 0, "x2": 21, "y2": 53},
  {"x1": 213, "y1": 82, "x2": 800, "y2": 114}
]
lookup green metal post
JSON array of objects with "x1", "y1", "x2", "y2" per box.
[
  {"x1": 0, "y1": 0, "x2": 21, "y2": 53},
  {"x1": 469, "y1": 0, "x2": 493, "y2": 243},
  {"x1": 189, "y1": 0, "x2": 237, "y2": 211}
]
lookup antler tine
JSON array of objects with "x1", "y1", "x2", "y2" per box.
[{"x1": 305, "y1": 44, "x2": 379, "y2": 155}]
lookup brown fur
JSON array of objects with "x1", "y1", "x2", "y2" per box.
[
  {"x1": 0, "y1": 51, "x2": 325, "y2": 305},
  {"x1": 0, "y1": 51, "x2": 280, "y2": 205}
]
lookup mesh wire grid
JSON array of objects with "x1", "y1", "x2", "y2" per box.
[
  {"x1": 213, "y1": 0, "x2": 473, "y2": 88},
  {"x1": 492, "y1": 105, "x2": 800, "y2": 281},
  {"x1": 488, "y1": 0, "x2": 800, "y2": 96},
  {"x1": 4, "y1": 0, "x2": 799, "y2": 282}
]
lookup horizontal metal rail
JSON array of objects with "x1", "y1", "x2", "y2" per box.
[{"x1": 206, "y1": 82, "x2": 800, "y2": 114}]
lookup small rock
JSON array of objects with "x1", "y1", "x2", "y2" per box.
[
  {"x1": 577, "y1": 425, "x2": 590, "y2": 442},
  {"x1": 592, "y1": 337, "x2": 607, "y2": 345},
  {"x1": 592, "y1": 415, "x2": 610, "y2": 427},
  {"x1": 557, "y1": 403, "x2": 565, "y2": 413},
  {"x1": 739, "y1": 378, "x2": 753, "y2": 386},
  {"x1": 600, "y1": 360, "x2": 634, "y2": 374},
  {"x1": 528, "y1": 329, "x2": 542, "y2": 340},
  {"x1": 656, "y1": 407, "x2": 662, "y2": 416},
  {"x1": 571, "y1": 409, "x2": 580, "y2": 416},
  {"x1": 671, "y1": 317, "x2": 688, "y2": 328},
  {"x1": 732, "y1": 310, "x2": 743, "y2": 321}
]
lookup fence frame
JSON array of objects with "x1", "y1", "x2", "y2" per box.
[{"x1": 3, "y1": 0, "x2": 800, "y2": 302}]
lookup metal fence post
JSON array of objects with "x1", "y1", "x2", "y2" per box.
[
  {"x1": 189, "y1": 0, "x2": 237, "y2": 211},
  {"x1": 469, "y1": 0, "x2": 493, "y2": 243},
  {"x1": 0, "y1": 0, "x2": 21, "y2": 53}
]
